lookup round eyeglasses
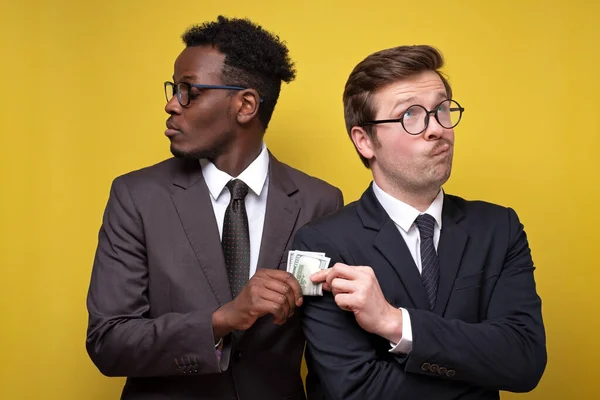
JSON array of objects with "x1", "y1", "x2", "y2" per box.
[
  {"x1": 362, "y1": 99, "x2": 465, "y2": 135},
  {"x1": 164, "y1": 81, "x2": 247, "y2": 107}
]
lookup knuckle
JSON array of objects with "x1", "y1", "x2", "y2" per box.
[
  {"x1": 358, "y1": 294, "x2": 366, "y2": 306},
  {"x1": 272, "y1": 303, "x2": 283, "y2": 314},
  {"x1": 248, "y1": 285, "x2": 258, "y2": 296}
]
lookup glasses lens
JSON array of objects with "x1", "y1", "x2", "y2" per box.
[
  {"x1": 436, "y1": 100, "x2": 462, "y2": 128},
  {"x1": 402, "y1": 105, "x2": 427, "y2": 134},
  {"x1": 176, "y1": 82, "x2": 190, "y2": 106},
  {"x1": 164, "y1": 82, "x2": 175, "y2": 103}
]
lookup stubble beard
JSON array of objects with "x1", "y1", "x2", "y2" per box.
[
  {"x1": 170, "y1": 129, "x2": 234, "y2": 161},
  {"x1": 385, "y1": 151, "x2": 454, "y2": 197}
]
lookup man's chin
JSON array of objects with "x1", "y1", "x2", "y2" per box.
[
  {"x1": 434, "y1": 165, "x2": 452, "y2": 188},
  {"x1": 170, "y1": 145, "x2": 210, "y2": 160}
]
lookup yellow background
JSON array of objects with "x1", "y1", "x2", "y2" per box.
[{"x1": 1, "y1": 0, "x2": 598, "y2": 398}]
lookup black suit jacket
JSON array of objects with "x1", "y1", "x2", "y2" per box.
[
  {"x1": 293, "y1": 185, "x2": 546, "y2": 400},
  {"x1": 86, "y1": 154, "x2": 343, "y2": 400}
]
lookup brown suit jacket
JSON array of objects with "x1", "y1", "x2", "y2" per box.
[{"x1": 86, "y1": 153, "x2": 343, "y2": 400}]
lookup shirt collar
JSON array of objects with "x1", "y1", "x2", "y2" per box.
[
  {"x1": 372, "y1": 181, "x2": 444, "y2": 232},
  {"x1": 200, "y1": 142, "x2": 269, "y2": 200}
]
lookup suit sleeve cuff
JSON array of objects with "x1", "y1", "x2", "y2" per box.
[{"x1": 389, "y1": 308, "x2": 413, "y2": 354}]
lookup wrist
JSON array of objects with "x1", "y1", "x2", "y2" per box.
[
  {"x1": 212, "y1": 304, "x2": 234, "y2": 340},
  {"x1": 378, "y1": 305, "x2": 403, "y2": 343}
]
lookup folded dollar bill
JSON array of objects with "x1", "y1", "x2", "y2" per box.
[{"x1": 287, "y1": 250, "x2": 330, "y2": 296}]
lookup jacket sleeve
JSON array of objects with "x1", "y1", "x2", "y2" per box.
[{"x1": 86, "y1": 177, "x2": 230, "y2": 377}]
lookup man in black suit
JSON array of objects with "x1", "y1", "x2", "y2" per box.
[
  {"x1": 294, "y1": 45, "x2": 546, "y2": 399},
  {"x1": 86, "y1": 16, "x2": 342, "y2": 399}
]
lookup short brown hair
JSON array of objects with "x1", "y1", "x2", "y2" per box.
[{"x1": 343, "y1": 45, "x2": 452, "y2": 168}]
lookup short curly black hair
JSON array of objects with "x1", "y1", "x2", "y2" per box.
[{"x1": 182, "y1": 16, "x2": 296, "y2": 130}]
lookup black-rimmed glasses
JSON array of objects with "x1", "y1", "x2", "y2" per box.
[
  {"x1": 362, "y1": 99, "x2": 465, "y2": 135},
  {"x1": 164, "y1": 81, "x2": 248, "y2": 107}
]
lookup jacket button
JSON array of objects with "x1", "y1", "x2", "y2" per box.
[
  {"x1": 421, "y1": 362, "x2": 431, "y2": 372},
  {"x1": 430, "y1": 364, "x2": 439, "y2": 373},
  {"x1": 447, "y1": 369, "x2": 456, "y2": 377},
  {"x1": 438, "y1": 367, "x2": 447, "y2": 375}
]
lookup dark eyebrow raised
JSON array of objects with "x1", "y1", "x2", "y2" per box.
[
  {"x1": 174, "y1": 75, "x2": 198, "y2": 84},
  {"x1": 390, "y1": 96, "x2": 418, "y2": 111},
  {"x1": 391, "y1": 91, "x2": 449, "y2": 112},
  {"x1": 435, "y1": 91, "x2": 449, "y2": 101}
]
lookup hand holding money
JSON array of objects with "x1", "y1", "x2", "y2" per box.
[
  {"x1": 212, "y1": 269, "x2": 303, "y2": 336},
  {"x1": 286, "y1": 250, "x2": 331, "y2": 296}
]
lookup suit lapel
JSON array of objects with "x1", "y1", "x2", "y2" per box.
[
  {"x1": 373, "y1": 220, "x2": 431, "y2": 309},
  {"x1": 170, "y1": 159, "x2": 232, "y2": 306},
  {"x1": 359, "y1": 186, "x2": 431, "y2": 310},
  {"x1": 434, "y1": 195, "x2": 468, "y2": 315},
  {"x1": 256, "y1": 154, "x2": 300, "y2": 271}
]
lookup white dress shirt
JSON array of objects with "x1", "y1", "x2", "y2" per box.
[
  {"x1": 200, "y1": 143, "x2": 269, "y2": 279},
  {"x1": 372, "y1": 181, "x2": 444, "y2": 355}
]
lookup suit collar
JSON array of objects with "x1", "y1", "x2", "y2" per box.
[
  {"x1": 200, "y1": 143, "x2": 270, "y2": 199},
  {"x1": 171, "y1": 158, "x2": 204, "y2": 190},
  {"x1": 266, "y1": 151, "x2": 298, "y2": 196},
  {"x1": 358, "y1": 184, "x2": 463, "y2": 226},
  {"x1": 170, "y1": 143, "x2": 272, "y2": 196},
  {"x1": 371, "y1": 181, "x2": 444, "y2": 233}
]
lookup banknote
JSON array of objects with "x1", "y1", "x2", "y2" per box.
[{"x1": 286, "y1": 250, "x2": 330, "y2": 296}]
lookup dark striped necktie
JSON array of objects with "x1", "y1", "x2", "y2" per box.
[{"x1": 414, "y1": 214, "x2": 439, "y2": 310}]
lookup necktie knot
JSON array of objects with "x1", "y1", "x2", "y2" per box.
[
  {"x1": 415, "y1": 213, "x2": 436, "y2": 240},
  {"x1": 226, "y1": 179, "x2": 249, "y2": 201}
]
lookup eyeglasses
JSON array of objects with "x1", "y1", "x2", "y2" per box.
[
  {"x1": 164, "y1": 81, "x2": 249, "y2": 107},
  {"x1": 362, "y1": 99, "x2": 465, "y2": 135}
]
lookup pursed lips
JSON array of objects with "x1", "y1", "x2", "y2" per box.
[
  {"x1": 430, "y1": 143, "x2": 451, "y2": 157},
  {"x1": 165, "y1": 120, "x2": 182, "y2": 137}
]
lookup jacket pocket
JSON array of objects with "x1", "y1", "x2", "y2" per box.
[{"x1": 454, "y1": 270, "x2": 498, "y2": 291}]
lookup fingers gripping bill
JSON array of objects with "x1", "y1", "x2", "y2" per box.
[{"x1": 286, "y1": 251, "x2": 330, "y2": 296}]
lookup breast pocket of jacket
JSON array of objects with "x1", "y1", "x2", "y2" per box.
[
  {"x1": 450, "y1": 270, "x2": 498, "y2": 322},
  {"x1": 453, "y1": 270, "x2": 498, "y2": 292}
]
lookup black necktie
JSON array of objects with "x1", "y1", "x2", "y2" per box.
[
  {"x1": 222, "y1": 179, "x2": 250, "y2": 298},
  {"x1": 414, "y1": 214, "x2": 439, "y2": 310}
]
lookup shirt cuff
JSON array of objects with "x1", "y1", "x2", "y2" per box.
[
  {"x1": 389, "y1": 308, "x2": 413, "y2": 354},
  {"x1": 215, "y1": 337, "x2": 223, "y2": 360}
]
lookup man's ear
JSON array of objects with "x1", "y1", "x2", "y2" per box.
[
  {"x1": 236, "y1": 89, "x2": 260, "y2": 124},
  {"x1": 350, "y1": 126, "x2": 376, "y2": 162}
]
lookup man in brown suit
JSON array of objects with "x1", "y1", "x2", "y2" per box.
[{"x1": 85, "y1": 16, "x2": 343, "y2": 400}]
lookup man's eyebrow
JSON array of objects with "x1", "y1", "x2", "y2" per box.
[
  {"x1": 390, "y1": 96, "x2": 418, "y2": 110},
  {"x1": 435, "y1": 91, "x2": 449, "y2": 101},
  {"x1": 391, "y1": 92, "x2": 449, "y2": 111},
  {"x1": 173, "y1": 75, "x2": 198, "y2": 83}
]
